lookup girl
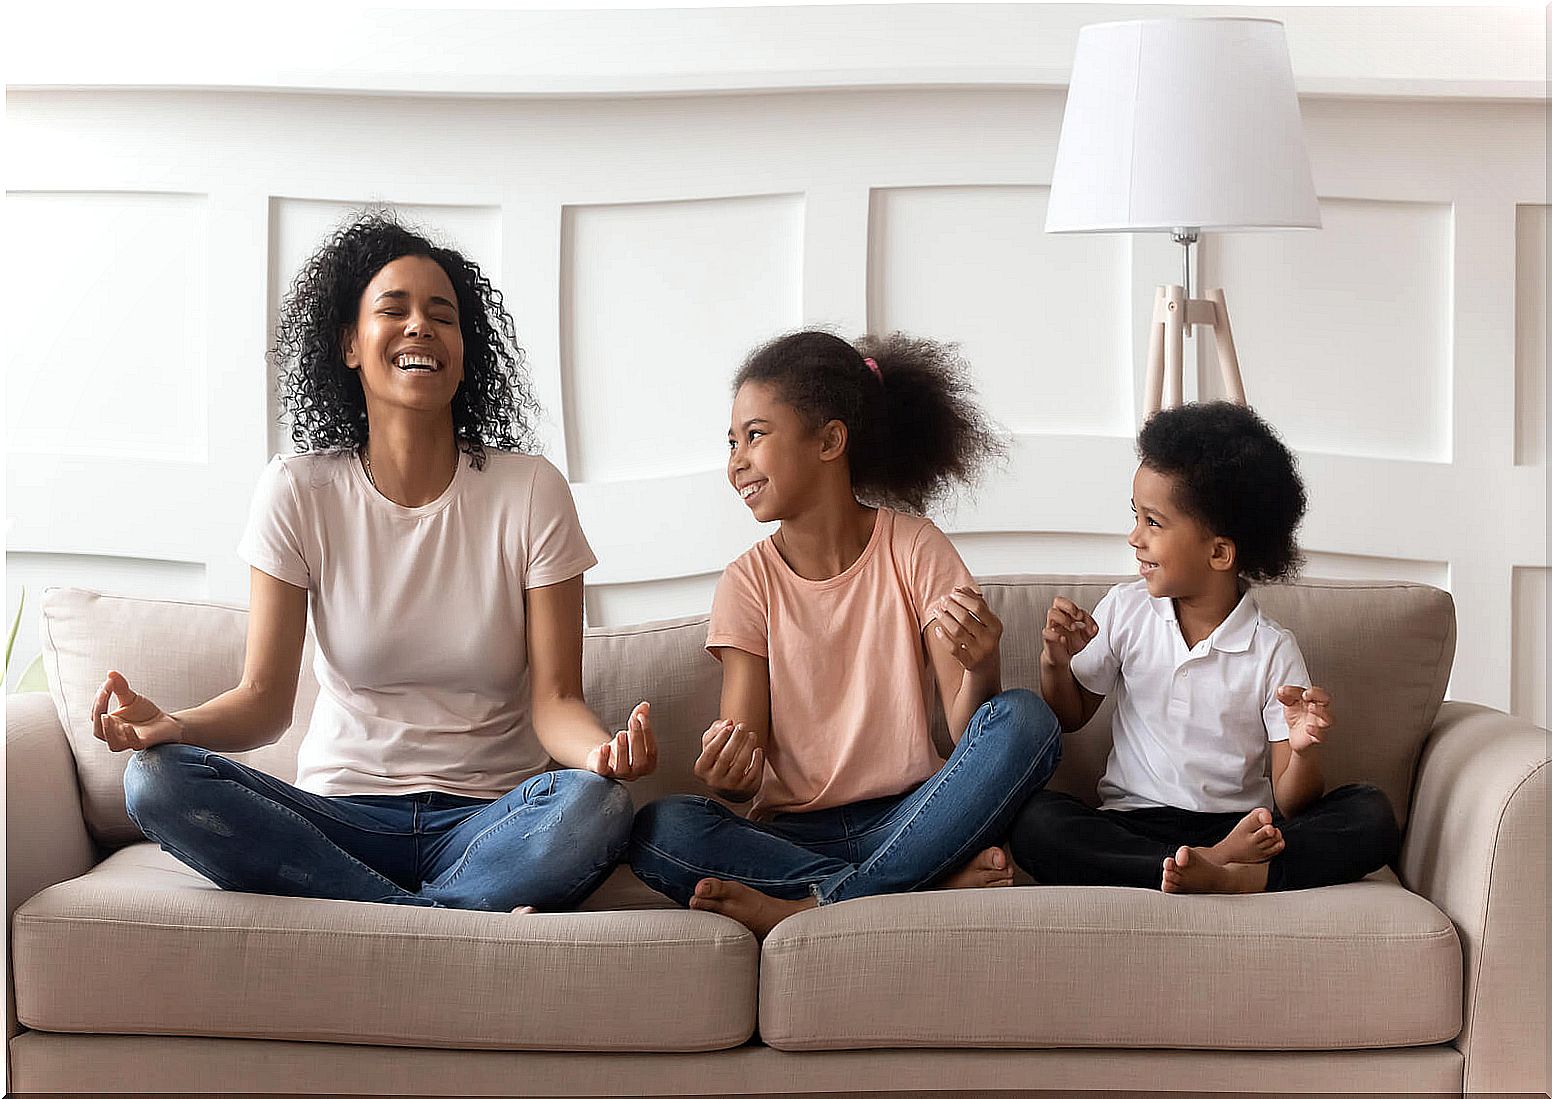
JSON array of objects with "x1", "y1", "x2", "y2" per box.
[
  {"x1": 94, "y1": 212, "x2": 656, "y2": 912},
  {"x1": 629, "y1": 329, "x2": 1062, "y2": 937}
]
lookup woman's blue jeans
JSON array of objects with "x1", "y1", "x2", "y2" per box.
[
  {"x1": 628, "y1": 688, "x2": 1062, "y2": 906},
  {"x1": 123, "y1": 743, "x2": 633, "y2": 911}
]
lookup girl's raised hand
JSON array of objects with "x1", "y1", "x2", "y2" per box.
[
  {"x1": 587, "y1": 700, "x2": 659, "y2": 781},
  {"x1": 693, "y1": 719, "x2": 764, "y2": 801},
  {"x1": 1041, "y1": 597, "x2": 1098, "y2": 670},
  {"x1": 932, "y1": 585, "x2": 1002, "y2": 672},
  {"x1": 91, "y1": 671, "x2": 182, "y2": 753},
  {"x1": 1276, "y1": 685, "x2": 1333, "y2": 754}
]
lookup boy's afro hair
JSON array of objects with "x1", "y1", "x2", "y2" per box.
[{"x1": 1138, "y1": 402, "x2": 1306, "y2": 583}]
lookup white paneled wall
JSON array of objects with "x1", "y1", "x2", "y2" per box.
[
  {"x1": 562, "y1": 194, "x2": 804, "y2": 482},
  {"x1": 5, "y1": 10, "x2": 1546, "y2": 727},
  {"x1": 869, "y1": 185, "x2": 1134, "y2": 437}
]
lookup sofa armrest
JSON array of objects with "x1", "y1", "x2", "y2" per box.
[
  {"x1": 7, "y1": 692, "x2": 97, "y2": 1039},
  {"x1": 1399, "y1": 700, "x2": 1548, "y2": 1097}
]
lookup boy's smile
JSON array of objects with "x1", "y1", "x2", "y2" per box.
[{"x1": 1128, "y1": 464, "x2": 1225, "y2": 599}]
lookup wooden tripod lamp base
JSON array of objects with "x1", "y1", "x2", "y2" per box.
[{"x1": 1144, "y1": 284, "x2": 1248, "y2": 415}]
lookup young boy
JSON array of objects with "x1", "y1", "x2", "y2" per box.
[{"x1": 1011, "y1": 402, "x2": 1399, "y2": 894}]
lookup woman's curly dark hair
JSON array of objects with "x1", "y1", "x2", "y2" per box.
[
  {"x1": 271, "y1": 211, "x2": 540, "y2": 467},
  {"x1": 1137, "y1": 402, "x2": 1307, "y2": 583},
  {"x1": 733, "y1": 329, "x2": 1006, "y2": 514}
]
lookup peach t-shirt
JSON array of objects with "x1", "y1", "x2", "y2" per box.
[{"x1": 706, "y1": 508, "x2": 973, "y2": 819}]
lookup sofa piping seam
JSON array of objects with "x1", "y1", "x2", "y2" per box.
[
  {"x1": 13, "y1": 1019, "x2": 753, "y2": 1052},
  {"x1": 11, "y1": 912, "x2": 752, "y2": 949},
  {"x1": 762, "y1": 926, "x2": 1461, "y2": 949}
]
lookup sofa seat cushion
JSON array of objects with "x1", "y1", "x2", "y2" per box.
[
  {"x1": 14, "y1": 845, "x2": 754, "y2": 1052},
  {"x1": 759, "y1": 875, "x2": 1460, "y2": 1051}
]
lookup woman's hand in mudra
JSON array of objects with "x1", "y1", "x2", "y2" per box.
[
  {"x1": 92, "y1": 671, "x2": 183, "y2": 752},
  {"x1": 586, "y1": 700, "x2": 658, "y2": 780}
]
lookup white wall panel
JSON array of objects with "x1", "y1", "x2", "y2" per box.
[
  {"x1": 1511, "y1": 567, "x2": 1548, "y2": 728},
  {"x1": 267, "y1": 199, "x2": 504, "y2": 457},
  {"x1": 1301, "y1": 552, "x2": 1450, "y2": 589},
  {"x1": 1516, "y1": 205, "x2": 1547, "y2": 467},
  {"x1": 5, "y1": 553, "x2": 207, "y2": 691},
  {"x1": 6, "y1": 191, "x2": 209, "y2": 462},
  {"x1": 869, "y1": 186, "x2": 1132, "y2": 437},
  {"x1": 584, "y1": 572, "x2": 721, "y2": 630},
  {"x1": 948, "y1": 531, "x2": 1134, "y2": 579},
  {"x1": 1205, "y1": 198, "x2": 1452, "y2": 462},
  {"x1": 561, "y1": 195, "x2": 803, "y2": 483}
]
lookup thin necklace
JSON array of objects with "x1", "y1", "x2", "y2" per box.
[{"x1": 360, "y1": 442, "x2": 460, "y2": 494}]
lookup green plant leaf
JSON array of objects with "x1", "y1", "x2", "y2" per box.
[
  {"x1": 14, "y1": 651, "x2": 48, "y2": 694},
  {"x1": 5, "y1": 587, "x2": 24, "y2": 677}
]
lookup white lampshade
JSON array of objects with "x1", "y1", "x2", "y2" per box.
[{"x1": 1046, "y1": 18, "x2": 1321, "y2": 234}]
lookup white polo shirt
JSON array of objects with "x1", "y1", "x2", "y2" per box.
[{"x1": 1070, "y1": 579, "x2": 1309, "y2": 813}]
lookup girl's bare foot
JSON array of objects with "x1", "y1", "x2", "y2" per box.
[
  {"x1": 940, "y1": 846, "x2": 1015, "y2": 889},
  {"x1": 1161, "y1": 846, "x2": 1269, "y2": 895},
  {"x1": 511, "y1": 905, "x2": 536, "y2": 915},
  {"x1": 1209, "y1": 808, "x2": 1285, "y2": 865},
  {"x1": 688, "y1": 878, "x2": 816, "y2": 938}
]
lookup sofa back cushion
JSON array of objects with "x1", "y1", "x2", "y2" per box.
[
  {"x1": 40, "y1": 589, "x2": 321, "y2": 847},
  {"x1": 974, "y1": 577, "x2": 1455, "y2": 825},
  {"x1": 42, "y1": 576, "x2": 1453, "y2": 848}
]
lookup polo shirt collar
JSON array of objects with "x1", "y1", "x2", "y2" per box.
[{"x1": 1146, "y1": 588, "x2": 1261, "y2": 653}]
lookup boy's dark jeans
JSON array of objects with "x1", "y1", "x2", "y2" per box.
[{"x1": 1010, "y1": 782, "x2": 1400, "y2": 891}]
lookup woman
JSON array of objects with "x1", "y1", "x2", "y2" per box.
[{"x1": 94, "y1": 213, "x2": 655, "y2": 912}]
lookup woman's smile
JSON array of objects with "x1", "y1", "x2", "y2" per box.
[{"x1": 345, "y1": 255, "x2": 465, "y2": 409}]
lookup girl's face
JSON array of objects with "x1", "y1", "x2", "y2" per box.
[
  {"x1": 1128, "y1": 464, "x2": 1233, "y2": 598},
  {"x1": 342, "y1": 255, "x2": 465, "y2": 417},
  {"x1": 727, "y1": 381, "x2": 831, "y2": 523}
]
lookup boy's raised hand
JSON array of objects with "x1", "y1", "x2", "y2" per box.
[
  {"x1": 693, "y1": 719, "x2": 764, "y2": 801},
  {"x1": 587, "y1": 700, "x2": 659, "y2": 781},
  {"x1": 1276, "y1": 685, "x2": 1333, "y2": 753},
  {"x1": 1042, "y1": 597, "x2": 1098, "y2": 669}
]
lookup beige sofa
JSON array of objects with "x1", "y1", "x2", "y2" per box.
[{"x1": 7, "y1": 578, "x2": 1547, "y2": 1096}]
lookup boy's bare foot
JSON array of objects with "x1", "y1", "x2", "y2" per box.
[
  {"x1": 511, "y1": 905, "x2": 536, "y2": 915},
  {"x1": 1161, "y1": 846, "x2": 1269, "y2": 895},
  {"x1": 688, "y1": 878, "x2": 817, "y2": 938},
  {"x1": 940, "y1": 846, "x2": 1015, "y2": 889},
  {"x1": 1209, "y1": 808, "x2": 1285, "y2": 865}
]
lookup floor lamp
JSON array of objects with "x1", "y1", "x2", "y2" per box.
[{"x1": 1044, "y1": 18, "x2": 1322, "y2": 417}]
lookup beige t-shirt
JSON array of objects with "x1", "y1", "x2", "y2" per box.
[
  {"x1": 706, "y1": 508, "x2": 973, "y2": 819},
  {"x1": 238, "y1": 449, "x2": 597, "y2": 799}
]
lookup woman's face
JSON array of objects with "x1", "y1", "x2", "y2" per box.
[{"x1": 342, "y1": 255, "x2": 466, "y2": 417}]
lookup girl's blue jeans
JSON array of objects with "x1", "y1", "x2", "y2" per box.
[
  {"x1": 628, "y1": 688, "x2": 1062, "y2": 906},
  {"x1": 123, "y1": 743, "x2": 633, "y2": 911}
]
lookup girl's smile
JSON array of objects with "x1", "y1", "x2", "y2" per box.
[{"x1": 727, "y1": 381, "x2": 826, "y2": 523}]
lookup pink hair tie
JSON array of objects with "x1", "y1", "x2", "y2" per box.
[{"x1": 863, "y1": 356, "x2": 882, "y2": 382}]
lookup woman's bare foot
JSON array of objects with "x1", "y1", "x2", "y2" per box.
[
  {"x1": 1161, "y1": 846, "x2": 1269, "y2": 895},
  {"x1": 940, "y1": 846, "x2": 1015, "y2": 889},
  {"x1": 1209, "y1": 808, "x2": 1285, "y2": 865},
  {"x1": 688, "y1": 878, "x2": 816, "y2": 938},
  {"x1": 511, "y1": 905, "x2": 536, "y2": 915}
]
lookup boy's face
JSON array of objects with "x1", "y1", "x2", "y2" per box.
[{"x1": 1128, "y1": 465, "x2": 1234, "y2": 599}]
